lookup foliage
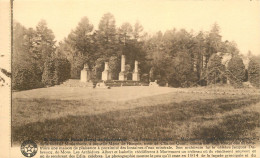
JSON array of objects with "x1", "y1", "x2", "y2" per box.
[
  {"x1": 53, "y1": 58, "x2": 71, "y2": 84},
  {"x1": 108, "y1": 56, "x2": 121, "y2": 80},
  {"x1": 227, "y1": 55, "x2": 246, "y2": 88},
  {"x1": 42, "y1": 58, "x2": 71, "y2": 86},
  {"x1": 248, "y1": 56, "x2": 260, "y2": 88},
  {"x1": 14, "y1": 14, "x2": 248, "y2": 88},
  {"x1": 170, "y1": 52, "x2": 198, "y2": 87},
  {"x1": 12, "y1": 68, "x2": 43, "y2": 90},
  {"x1": 12, "y1": 21, "x2": 56, "y2": 90},
  {"x1": 206, "y1": 53, "x2": 226, "y2": 85}
]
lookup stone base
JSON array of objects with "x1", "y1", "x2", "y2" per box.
[
  {"x1": 80, "y1": 70, "x2": 91, "y2": 82},
  {"x1": 102, "y1": 70, "x2": 111, "y2": 81},
  {"x1": 132, "y1": 72, "x2": 140, "y2": 81},
  {"x1": 119, "y1": 71, "x2": 126, "y2": 81},
  {"x1": 96, "y1": 82, "x2": 110, "y2": 89},
  {"x1": 149, "y1": 82, "x2": 159, "y2": 87}
]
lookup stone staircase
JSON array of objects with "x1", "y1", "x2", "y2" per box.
[{"x1": 58, "y1": 79, "x2": 94, "y2": 88}]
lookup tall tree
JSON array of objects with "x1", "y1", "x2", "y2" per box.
[
  {"x1": 12, "y1": 22, "x2": 45, "y2": 90},
  {"x1": 34, "y1": 20, "x2": 56, "y2": 60},
  {"x1": 118, "y1": 22, "x2": 133, "y2": 45},
  {"x1": 193, "y1": 31, "x2": 206, "y2": 81},
  {"x1": 206, "y1": 53, "x2": 226, "y2": 85},
  {"x1": 67, "y1": 17, "x2": 94, "y2": 57},
  {"x1": 133, "y1": 21, "x2": 144, "y2": 41},
  {"x1": 227, "y1": 55, "x2": 246, "y2": 87},
  {"x1": 33, "y1": 20, "x2": 56, "y2": 80},
  {"x1": 96, "y1": 13, "x2": 117, "y2": 58},
  {"x1": 170, "y1": 51, "x2": 197, "y2": 87},
  {"x1": 205, "y1": 23, "x2": 222, "y2": 68},
  {"x1": 248, "y1": 56, "x2": 260, "y2": 88},
  {"x1": 13, "y1": 22, "x2": 32, "y2": 68}
]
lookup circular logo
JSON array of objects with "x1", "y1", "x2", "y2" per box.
[{"x1": 20, "y1": 140, "x2": 38, "y2": 157}]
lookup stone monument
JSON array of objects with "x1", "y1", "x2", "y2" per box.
[
  {"x1": 132, "y1": 60, "x2": 140, "y2": 81},
  {"x1": 80, "y1": 64, "x2": 91, "y2": 82},
  {"x1": 102, "y1": 62, "x2": 111, "y2": 81},
  {"x1": 119, "y1": 55, "x2": 126, "y2": 81}
]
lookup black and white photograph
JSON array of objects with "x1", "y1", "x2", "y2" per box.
[{"x1": 1, "y1": 0, "x2": 260, "y2": 157}]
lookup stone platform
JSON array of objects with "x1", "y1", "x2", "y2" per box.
[
  {"x1": 59, "y1": 79, "x2": 94, "y2": 88},
  {"x1": 58, "y1": 79, "x2": 149, "y2": 88},
  {"x1": 104, "y1": 80, "x2": 148, "y2": 87}
]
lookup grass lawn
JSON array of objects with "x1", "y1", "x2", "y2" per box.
[{"x1": 12, "y1": 86, "x2": 260, "y2": 145}]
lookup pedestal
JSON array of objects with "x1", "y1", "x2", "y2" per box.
[
  {"x1": 80, "y1": 69, "x2": 91, "y2": 82},
  {"x1": 102, "y1": 70, "x2": 111, "y2": 81},
  {"x1": 132, "y1": 72, "x2": 140, "y2": 81},
  {"x1": 119, "y1": 72, "x2": 126, "y2": 81}
]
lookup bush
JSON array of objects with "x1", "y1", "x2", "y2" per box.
[
  {"x1": 53, "y1": 58, "x2": 71, "y2": 84},
  {"x1": 248, "y1": 57, "x2": 260, "y2": 88},
  {"x1": 227, "y1": 55, "x2": 246, "y2": 88},
  {"x1": 12, "y1": 68, "x2": 43, "y2": 90},
  {"x1": 207, "y1": 53, "x2": 226, "y2": 85},
  {"x1": 168, "y1": 51, "x2": 198, "y2": 87},
  {"x1": 42, "y1": 58, "x2": 71, "y2": 86},
  {"x1": 42, "y1": 59, "x2": 55, "y2": 86}
]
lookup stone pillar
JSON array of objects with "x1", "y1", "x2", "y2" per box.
[
  {"x1": 80, "y1": 64, "x2": 91, "y2": 82},
  {"x1": 119, "y1": 55, "x2": 126, "y2": 81},
  {"x1": 102, "y1": 62, "x2": 111, "y2": 81},
  {"x1": 132, "y1": 60, "x2": 140, "y2": 81},
  {"x1": 121, "y1": 55, "x2": 125, "y2": 71}
]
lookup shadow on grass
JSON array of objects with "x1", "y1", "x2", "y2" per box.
[
  {"x1": 193, "y1": 111, "x2": 260, "y2": 144},
  {"x1": 12, "y1": 96, "x2": 260, "y2": 145}
]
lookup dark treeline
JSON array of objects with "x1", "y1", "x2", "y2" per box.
[{"x1": 12, "y1": 13, "x2": 260, "y2": 90}]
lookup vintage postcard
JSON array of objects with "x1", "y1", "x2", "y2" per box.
[{"x1": 1, "y1": 0, "x2": 260, "y2": 157}]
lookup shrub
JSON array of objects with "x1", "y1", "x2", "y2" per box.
[
  {"x1": 53, "y1": 58, "x2": 71, "y2": 84},
  {"x1": 42, "y1": 58, "x2": 71, "y2": 86},
  {"x1": 12, "y1": 68, "x2": 43, "y2": 90},
  {"x1": 169, "y1": 51, "x2": 198, "y2": 87},
  {"x1": 248, "y1": 57, "x2": 260, "y2": 88},
  {"x1": 206, "y1": 53, "x2": 226, "y2": 85},
  {"x1": 227, "y1": 55, "x2": 246, "y2": 88},
  {"x1": 42, "y1": 59, "x2": 55, "y2": 86}
]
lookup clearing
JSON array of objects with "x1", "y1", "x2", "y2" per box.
[{"x1": 12, "y1": 86, "x2": 260, "y2": 145}]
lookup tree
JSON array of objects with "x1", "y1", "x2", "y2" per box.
[
  {"x1": 12, "y1": 68, "x2": 43, "y2": 90},
  {"x1": 59, "y1": 17, "x2": 95, "y2": 78},
  {"x1": 221, "y1": 40, "x2": 239, "y2": 56},
  {"x1": 96, "y1": 13, "x2": 117, "y2": 58},
  {"x1": 12, "y1": 22, "x2": 44, "y2": 90},
  {"x1": 133, "y1": 21, "x2": 144, "y2": 41},
  {"x1": 108, "y1": 56, "x2": 121, "y2": 80},
  {"x1": 205, "y1": 23, "x2": 222, "y2": 68},
  {"x1": 227, "y1": 55, "x2": 246, "y2": 87},
  {"x1": 206, "y1": 53, "x2": 226, "y2": 85},
  {"x1": 34, "y1": 20, "x2": 56, "y2": 60},
  {"x1": 42, "y1": 58, "x2": 71, "y2": 86},
  {"x1": 170, "y1": 51, "x2": 197, "y2": 87},
  {"x1": 192, "y1": 31, "x2": 206, "y2": 82},
  {"x1": 66, "y1": 17, "x2": 94, "y2": 60},
  {"x1": 248, "y1": 56, "x2": 260, "y2": 88},
  {"x1": 118, "y1": 22, "x2": 133, "y2": 45},
  {"x1": 34, "y1": 20, "x2": 56, "y2": 80}
]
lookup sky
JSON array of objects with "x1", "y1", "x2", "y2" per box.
[{"x1": 1, "y1": 0, "x2": 260, "y2": 57}]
